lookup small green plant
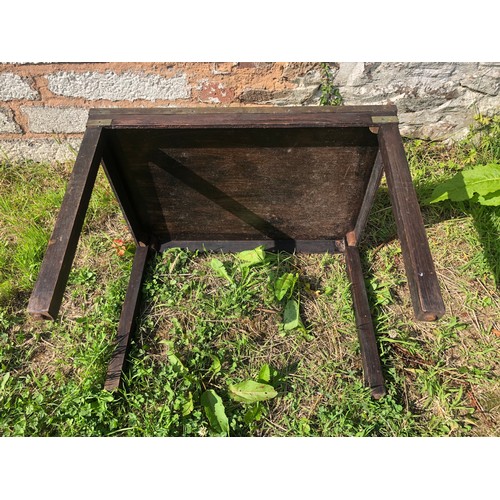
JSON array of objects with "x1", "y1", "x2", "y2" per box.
[
  {"x1": 426, "y1": 163, "x2": 500, "y2": 206},
  {"x1": 274, "y1": 272, "x2": 298, "y2": 301},
  {"x1": 227, "y1": 364, "x2": 278, "y2": 430},
  {"x1": 272, "y1": 270, "x2": 307, "y2": 335},
  {"x1": 200, "y1": 389, "x2": 229, "y2": 436},
  {"x1": 460, "y1": 114, "x2": 500, "y2": 166},
  {"x1": 426, "y1": 114, "x2": 500, "y2": 208},
  {"x1": 319, "y1": 63, "x2": 343, "y2": 106},
  {"x1": 228, "y1": 379, "x2": 277, "y2": 403}
]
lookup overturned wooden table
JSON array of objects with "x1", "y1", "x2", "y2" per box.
[{"x1": 27, "y1": 106, "x2": 445, "y2": 399}]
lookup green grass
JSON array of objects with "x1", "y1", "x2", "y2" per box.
[{"x1": 0, "y1": 116, "x2": 498, "y2": 436}]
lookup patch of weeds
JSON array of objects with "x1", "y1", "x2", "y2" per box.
[
  {"x1": 0, "y1": 158, "x2": 133, "y2": 436},
  {"x1": 0, "y1": 161, "x2": 65, "y2": 294},
  {"x1": 319, "y1": 63, "x2": 343, "y2": 106},
  {"x1": 118, "y1": 247, "x2": 286, "y2": 436},
  {"x1": 314, "y1": 380, "x2": 416, "y2": 437},
  {"x1": 1, "y1": 113, "x2": 500, "y2": 436},
  {"x1": 418, "y1": 114, "x2": 500, "y2": 284}
]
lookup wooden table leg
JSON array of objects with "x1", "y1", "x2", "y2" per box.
[
  {"x1": 104, "y1": 245, "x2": 151, "y2": 391},
  {"x1": 378, "y1": 124, "x2": 445, "y2": 322},
  {"x1": 27, "y1": 127, "x2": 105, "y2": 320},
  {"x1": 345, "y1": 245, "x2": 386, "y2": 399}
]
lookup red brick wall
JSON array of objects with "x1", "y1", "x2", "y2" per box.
[{"x1": 0, "y1": 62, "x2": 322, "y2": 139}]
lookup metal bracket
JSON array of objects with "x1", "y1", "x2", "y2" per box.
[
  {"x1": 371, "y1": 116, "x2": 399, "y2": 124},
  {"x1": 87, "y1": 119, "x2": 113, "y2": 127}
]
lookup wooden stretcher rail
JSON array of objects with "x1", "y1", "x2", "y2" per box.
[
  {"x1": 159, "y1": 239, "x2": 345, "y2": 253},
  {"x1": 87, "y1": 105, "x2": 399, "y2": 129},
  {"x1": 88, "y1": 114, "x2": 398, "y2": 129}
]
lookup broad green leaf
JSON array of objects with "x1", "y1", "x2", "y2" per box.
[
  {"x1": 477, "y1": 189, "x2": 500, "y2": 206},
  {"x1": 210, "y1": 258, "x2": 232, "y2": 282},
  {"x1": 244, "y1": 403, "x2": 263, "y2": 424},
  {"x1": 228, "y1": 380, "x2": 277, "y2": 403},
  {"x1": 201, "y1": 389, "x2": 229, "y2": 436},
  {"x1": 282, "y1": 299, "x2": 303, "y2": 331},
  {"x1": 274, "y1": 272, "x2": 298, "y2": 301},
  {"x1": 427, "y1": 163, "x2": 500, "y2": 204},
  {"x1": 182, "y1": 392, "x2": 194, "y2": 416},
  {"x1": 258, "y1": 364, "x2": 271, "y2": 383},
  {"x1": 235, "y1": 246, "x2": 267, "y2": 267},
  {"x1": 164, "y1": 381, "x2": 175, "y2": 400}
]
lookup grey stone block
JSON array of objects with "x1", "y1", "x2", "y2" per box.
[
  {"x1": 0, "y1": 108, "x2": 20, "y2": 133},
  {"x1": 0, "y1": 73, "x2": 38, "y2": 101},
  {"x1": 22, "y1": 106, "x2": 89, "y2": 133},
  {"x1": 47, "y1": 71, "x2": 190, "y2": 101},
  {"x1": 460, "y1": 70, "x2": 500, "y2": 97},
  {"x1": 333, "y1": 62, "x2": 500, "y2": 140},
  {"x1": 0, "y1": 138, "x2": 82, "y2": 163}
]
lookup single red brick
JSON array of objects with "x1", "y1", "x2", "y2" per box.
[{"x1": 198, "y1": 81, "x2": 235, "y2": 104}]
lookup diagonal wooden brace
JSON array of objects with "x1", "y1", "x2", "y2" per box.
[{"x1": 27, "y1": 127, "x2": 105, "y2": 320}]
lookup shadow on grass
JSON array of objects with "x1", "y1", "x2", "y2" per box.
[
  {"x1": 357, "y1": 175, "x2": 499, "y2": 415},
  {"x1": 361, "y1": 179, "x2": 500, "y2": 288},
  {"x1": 468, "y1": 204, "x2": 500, "y2": 288}
]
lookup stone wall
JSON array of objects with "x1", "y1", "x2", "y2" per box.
[
  {"x1": 332, "y1": 62, "x2": 499, "y2": 141},
  {"x1": 0, "y1": 62, "x2": 498, "y2": 162}
]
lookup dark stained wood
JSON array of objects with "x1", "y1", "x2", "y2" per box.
[
  {"x1": 159, "y1": 239, "x2": 345, "y2": 253},
  {"x1": 27, "y1": 127, "x2": 104, "y2": 320},
  {"x1": 96, "y1": 114, "x2": 387, "y2": 129},
  {"x1": 107, "y1": 127, "x2": 378, "y2": 247},
  {"x1": 353, "y1": 151, "x2": 385, "y2": 244},
  {"x1": 378, "y1": 123, "x2": 445, "y2": 321},
  {"x1": 87, "y1": 105, "x2": 398, "y2": 130},
  {"x1": 345, "y1": 245, "x2": 386, "y2": 399},
  {"x1": 109, "y1": 126, "x2": 380, "y2": 148},
  {"x1": 101, "y1": 139, "x2": 148, "y2": 245},
  {"x1": 104, "y1": 245, "x2": 151, "y2": 391}
]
